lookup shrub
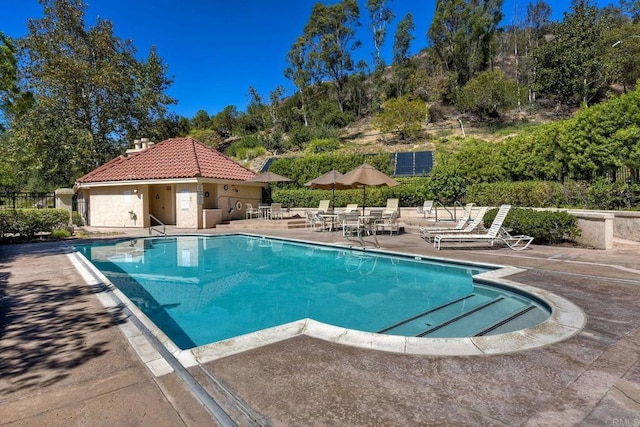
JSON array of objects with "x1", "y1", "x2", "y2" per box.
[
  {"x1": 305, "y1": 138, "x2": 341, "y2": 154},
  {"x1": 372, "y1": 96, "x2": 427, "y2": 140},
  {"x1": 456, "y1": 70, "x2": 519, "y2": 118},
  {"x1": 483, "y1": 207, "x2": 580, "y2": 245},
  {"x1": 0, "y1": 209, "x2": 70, "y2": 239},
  {"x1": 50, "y1": 228, "x2": 72, "y2": 239},
  {"x1": 72, "y1": 211, "x2": 84, "y2": 226}
]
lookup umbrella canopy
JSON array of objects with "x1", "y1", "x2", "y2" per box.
[
  {"x1": 245, "y1": 171, "x2": 292, "y2": 204},
  {"x1": 303, "y1": 169, "x2": 351, "y2": 189},
  {"x1": 245, "y1": 171, "x2": 292, "y2": 183},
  {"x1": 304, "y1": 169, "x2": 353, "y2": 212},
  {"x1": 336, "y1": 163, "x2": 399, "y2": 215}
]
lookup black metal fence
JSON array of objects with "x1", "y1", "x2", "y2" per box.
[{"x1": 0, "y1": 191, "x2": 56, "y2": 209}]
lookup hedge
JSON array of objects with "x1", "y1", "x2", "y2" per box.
[
  {"x1": 0, "y1": 209, "x2": 71, "y2": 239},
  {"x1": 483, "y1": 207, "x2": 580, "y2": 245},
  {"x1": 467, "y1": 180, "x2": 640, "y2": 209}
]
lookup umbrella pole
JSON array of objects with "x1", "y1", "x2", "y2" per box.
[
  {"x1": 362, "y1": 185, "x2": 366, "y2": 216},
  {"x1": 331, "y1": 185, "x2": 335, "y2": 213}
]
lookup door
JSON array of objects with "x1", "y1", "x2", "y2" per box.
[{"x1": 150, "y1": 184, "x2": 175, "y2": 225}]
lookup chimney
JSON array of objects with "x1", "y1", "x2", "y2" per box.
[
  {"x1": 134, "y1": 139, "x2": 141, "y2": 150},
  {"x1": 141, "y1": 137, "x2": 149, "y2": 149}
]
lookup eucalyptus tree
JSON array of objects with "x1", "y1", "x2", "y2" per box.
[
  {"x1": 285, "y1": 36, "x2": 314, "y2": 126},
  {"x1": 302, "y1": 0, "x2": 362, "y2": 113},
  {"x1": 12, "y1": 0, "x2": 174, "y2": 187},
  {"x1": 428, "y1": 0, "x2": 504, "y2": 88},
  {"x1": 389, "y1": 13, "x2": 415, "y2": 98},
  {"x1": 367, "y1": 0, "x2": 395, "y2": 70}
]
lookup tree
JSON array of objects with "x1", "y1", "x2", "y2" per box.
[
  {"x1": 11, "y1": 0, "x2": 175, "y2": 188},
  {"x1": 302, "y1": 0, "x2": 361, "y2": 113},
  {"x1": 389, "y1": 13, "x2": 415, "y2": 98},
  {"x1": 191, "y1": 110, "x2": 213, "y2": 129},
  {"x1": 372, "y1": 96, "x2": 427, "y2": 140},
  {"x1": 428, "y1": 0, "x2": 504, "y2": 87},
  {"x1": 392, "y1": 13, "x2": 414, "y2": 65},
  {"x1": 285, "y1": 36, "x2": 314, "y2": 126},
  {"x1": 0, "y1": 33, "x2": 33, "y2": 127},
  {"x1": 533, "y1": 0, "x2": 608, "y2": 106},
  {"x1": 525, "y1": 0, "x2": 552, "y2": 102},
  {"x1": 367, "y1": 0, "x2": 395, "y2": 70},
  {"x1": 456, "y1": 70, "x2": 519, "y2": 118}
]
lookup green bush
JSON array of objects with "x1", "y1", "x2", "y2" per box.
[
  {"x1": 467, "y1": 181, "x2": 565, "y2": 207},
  {"x1": 483, "y1": 207, "x2": 580, "y2": 245},
  {"x1": 466, "y1": 179, "x2": 639, "y2": 210},
  {"x1": 72, "y1": 211, "x2": 84, "y2": 226},
  {"x1": 305, "y1": 138, "x2": 341, "y2": 154},
  {"x1": 50, "y1": 228, "x2": 72, "y2": 239},
  {"x1": 0, "y1": 209, "x2": 70, "y2": 239}
]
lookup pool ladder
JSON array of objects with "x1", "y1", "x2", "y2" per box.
[{"x1": 148, "y1": 214, "x2": 166, "y2": 237}]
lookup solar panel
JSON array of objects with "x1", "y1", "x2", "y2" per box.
[
  {"x1": 414, "y1": 152, "x2": 433, "y2": 175},
  {"x1": 260, "y1": 157, "x2": 276, "y2": 172},
  {"x1": 394, "y1": 152, "x2": 414, "y2": 176}
]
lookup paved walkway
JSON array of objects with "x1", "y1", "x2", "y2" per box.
[{"x1": 1, "y1": 227, "x2": 639, "y2": 425}]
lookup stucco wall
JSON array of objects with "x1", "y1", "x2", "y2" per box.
[
  {"x1": 217, "y1": 184, "x2": 262, "y2": 221},
  {"x1": 89, "y1": 186, "x2": 146, "y2": 227}
]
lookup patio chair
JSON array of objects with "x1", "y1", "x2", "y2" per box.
[
  {"x1": 344, "y1": 203, "x2": 358, "y2": 213},
  {"x1": 434, "y1": 205, "x2": 523, "y2": 250},
  {"x1": 317, "y1": 199, "x2": 331, "y2": 213},
  {"x1": 417, "y1": 200, "x2": 435, "y2": 219},
  {"x1": 375, "y1": 210, "x2": 399, "y2": 235},
  {"x1": 342, "y1": 212, "x2": 379, "y2": 247},
  {"x1": 270, "y1": 203, "x2": 284, "y2": 220},
  {"x1": 383, "y1": 198, "x2": 399, "y2": 216},
  {"x1": 245, "y1": 203, "x2": 260, "y2": 219},
  {"x1": 420, "y1": 205, "x2": 485, "y2": 242},
  {"x1": 305, "y1": 210, "x2": 326, "y2": 231}
]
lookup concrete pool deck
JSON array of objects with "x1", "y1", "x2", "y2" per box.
[{"x1": 1, "y1": 226, "x2": 639, "y2": 425}]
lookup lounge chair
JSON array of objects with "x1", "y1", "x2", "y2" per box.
[
  {"x1": 420, "y1": 205, "x2": 485, "y2": 242},
  {"x1": 245, "y1": 203, "x2": 260, "y2": 219},
  {"x1": 417, "y1": 200, "x2": 435, "y2": 219},
  {"x1": 383, "y1": 198, "x2": 399, "y2": 216},
  {"x1": 344, "y1": 203, "x2": 358, "y2": 213},
  {"x1": 434, "y1": 205, "x2": 522, "y2": 250}
]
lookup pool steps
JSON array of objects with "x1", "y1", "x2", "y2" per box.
[{"x1": 378, "y1": 289, "x2": 548, "y2": 339}]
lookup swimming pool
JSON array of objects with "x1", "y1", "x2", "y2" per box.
[{"x1": 74, "y1": 235, "x2": 552, "y2": 350}]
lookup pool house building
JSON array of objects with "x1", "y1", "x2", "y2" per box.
[{"x1": 73, "y1": 137, "x2": 262, "y2": 229}]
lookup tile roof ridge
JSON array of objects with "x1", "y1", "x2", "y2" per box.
[{"x1": 191, "y1": 137, "x2": 257, "y2": 176}]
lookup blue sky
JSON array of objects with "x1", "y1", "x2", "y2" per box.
[{"x1": 1, "y1": 0, "x2": 609, "y2": 119}]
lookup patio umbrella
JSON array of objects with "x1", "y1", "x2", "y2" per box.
[
  {"x1": 245, "y1": 171, "x2": 292, "y2": 204},
  {"x1": 336, "y1": 163, "x2": 399, "y2": 216},
  {"x1": 304, "y1": 169, "x2": 353, "y2": 211},
  {"x1": 245, "y1": 171, "x2": 292, "y2": 184}
]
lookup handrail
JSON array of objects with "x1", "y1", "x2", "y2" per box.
[
  {"x1": 148, "y1": 214, "x2": 166, "y2": 237},
  {"x1": 452, "y1": 200, "x2": 465, "y2": 222},
  {"x1": 433, "y1": 200, "x2": 467, "y2": 222},
  {"x1": 434, "y1": 200, "x2": 454, "y2": 222}
]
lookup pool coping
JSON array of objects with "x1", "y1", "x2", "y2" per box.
[{"x1": 68, "y1": 234, "x2": 587, "y2": 374}]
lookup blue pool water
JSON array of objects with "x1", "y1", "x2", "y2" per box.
[{"x1": 75, "y1": 235, "x2": 550, "y2": 350}]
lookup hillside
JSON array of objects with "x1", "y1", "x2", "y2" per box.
[{"x1": 247, "y1": 102, "x2": 565, "y2": 172}]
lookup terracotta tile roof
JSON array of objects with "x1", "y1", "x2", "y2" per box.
[{"x1": 76, "y1": 137, "x2": 257, "y2": 183}]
